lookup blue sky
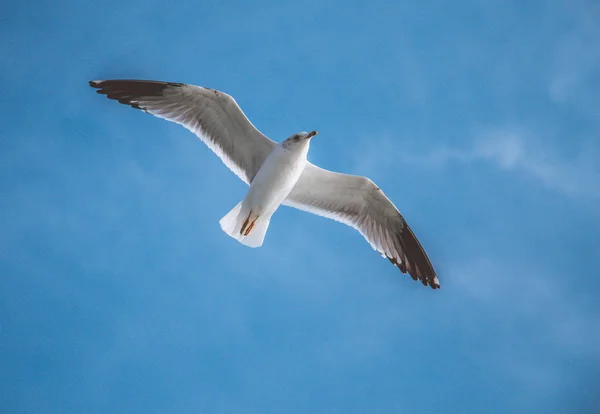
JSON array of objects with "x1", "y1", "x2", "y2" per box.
[{"x1": 1, "y1": 0, "x2": 599, "y2": 412}]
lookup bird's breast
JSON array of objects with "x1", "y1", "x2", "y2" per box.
[{"x1": 244, "y1": 148, "x2": 307, "y2": 213}]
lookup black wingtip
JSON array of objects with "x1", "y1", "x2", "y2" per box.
[
  {"x1": 87, "y1": 79, "x2": 186, "y2": 110},
  {"x1": 89, "y1": 80, "x2": 106, "y2": 90},
  {"x1": 400, "y1": 223, "x2": 439, "y2": 290},
  {"x1": 386, "y1": 255, "x2": 439, "y2": 290}
]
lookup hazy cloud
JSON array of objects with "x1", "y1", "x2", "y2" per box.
[{"x1": 385, "y1": 127, "x2": 600, "y2": 199}]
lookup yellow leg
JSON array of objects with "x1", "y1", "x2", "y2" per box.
[
  {"x1": 243, "y1": 217, "x2": 258, "y2": 236},
  {"x1": 240, "y1": 211, "x2": 252, "y2": 235}
]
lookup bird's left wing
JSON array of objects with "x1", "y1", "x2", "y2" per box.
[
  {"x1": 90, "y1": 79, "x2": 276, "y2": 184},
  {"x1": 283, "y1": 163, "x2": 439, "y2": 289}
]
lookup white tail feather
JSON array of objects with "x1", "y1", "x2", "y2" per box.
[
  {"x1": 219, "y1": 202, "x2": 271, "y2": 248},
  {"x1": 219, "y1": 201, "x2": 244, "y2": 236}
]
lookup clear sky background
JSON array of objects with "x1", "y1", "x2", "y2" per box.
[{"x1": 2, "y1": 0, "x2": 599, "y2": 412}]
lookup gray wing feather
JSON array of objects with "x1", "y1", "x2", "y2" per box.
[
  {"x1": 90, "y1": 79, "x2": 275, "y2": 184},
  {"x1": 283, "y1": 163, "x2": 439, "y2": 289}
]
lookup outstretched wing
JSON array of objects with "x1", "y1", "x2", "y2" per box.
[
  {"x1": 284, "y1": 163, "x2": 439, "y2": 289},
  {"x1": 90, "y1": 79, "x2": 276, "y2": 184}
]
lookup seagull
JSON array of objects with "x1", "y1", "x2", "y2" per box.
[{"x1": 89, "y1": 79, "x2": 439, "y2": 289}]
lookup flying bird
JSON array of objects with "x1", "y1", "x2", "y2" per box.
[{"x1": 89, "y1": 79, "x2": 439, "y2": 289}]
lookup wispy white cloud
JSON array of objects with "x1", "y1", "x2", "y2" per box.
[{"x1": 360, "y1": 127, "x2": 600, "y2": 199}]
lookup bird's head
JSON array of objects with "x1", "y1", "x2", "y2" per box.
[{"x1": 283, "y1": 130, "x2": 318, "y2": 149}]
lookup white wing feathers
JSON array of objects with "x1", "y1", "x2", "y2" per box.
[
  {"x1": 89, "y1": 79, "x2": 275, "y2": 184},
  {"x1": 284, "y1": 163, "x2": 439, "y2": 289}
]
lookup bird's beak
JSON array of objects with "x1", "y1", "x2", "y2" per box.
[{"x1": 307, "y1": 130, "x2": 318, "y2": 139}]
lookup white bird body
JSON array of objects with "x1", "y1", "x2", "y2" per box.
[
  {"x1": 89, "y1": 79, "x2": 440, "y2": 289},
  {"x1": 245, "y1": 139, "x2": 310, "y2": 217},
  {"x1": 219, "y1": 136, "x2": 312, "y2": 247}
]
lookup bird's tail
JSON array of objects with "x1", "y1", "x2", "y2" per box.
[{"x1": 219, "y1": 202, "x2": 271, "y2": 248}]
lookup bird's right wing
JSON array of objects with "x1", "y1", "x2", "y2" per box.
[
  {"x1": 283, "y1": 163, "x2": 439, "y2": 289},
  {"x1": 90, "y1": 79, "x2": 276, "y2": 184}
]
